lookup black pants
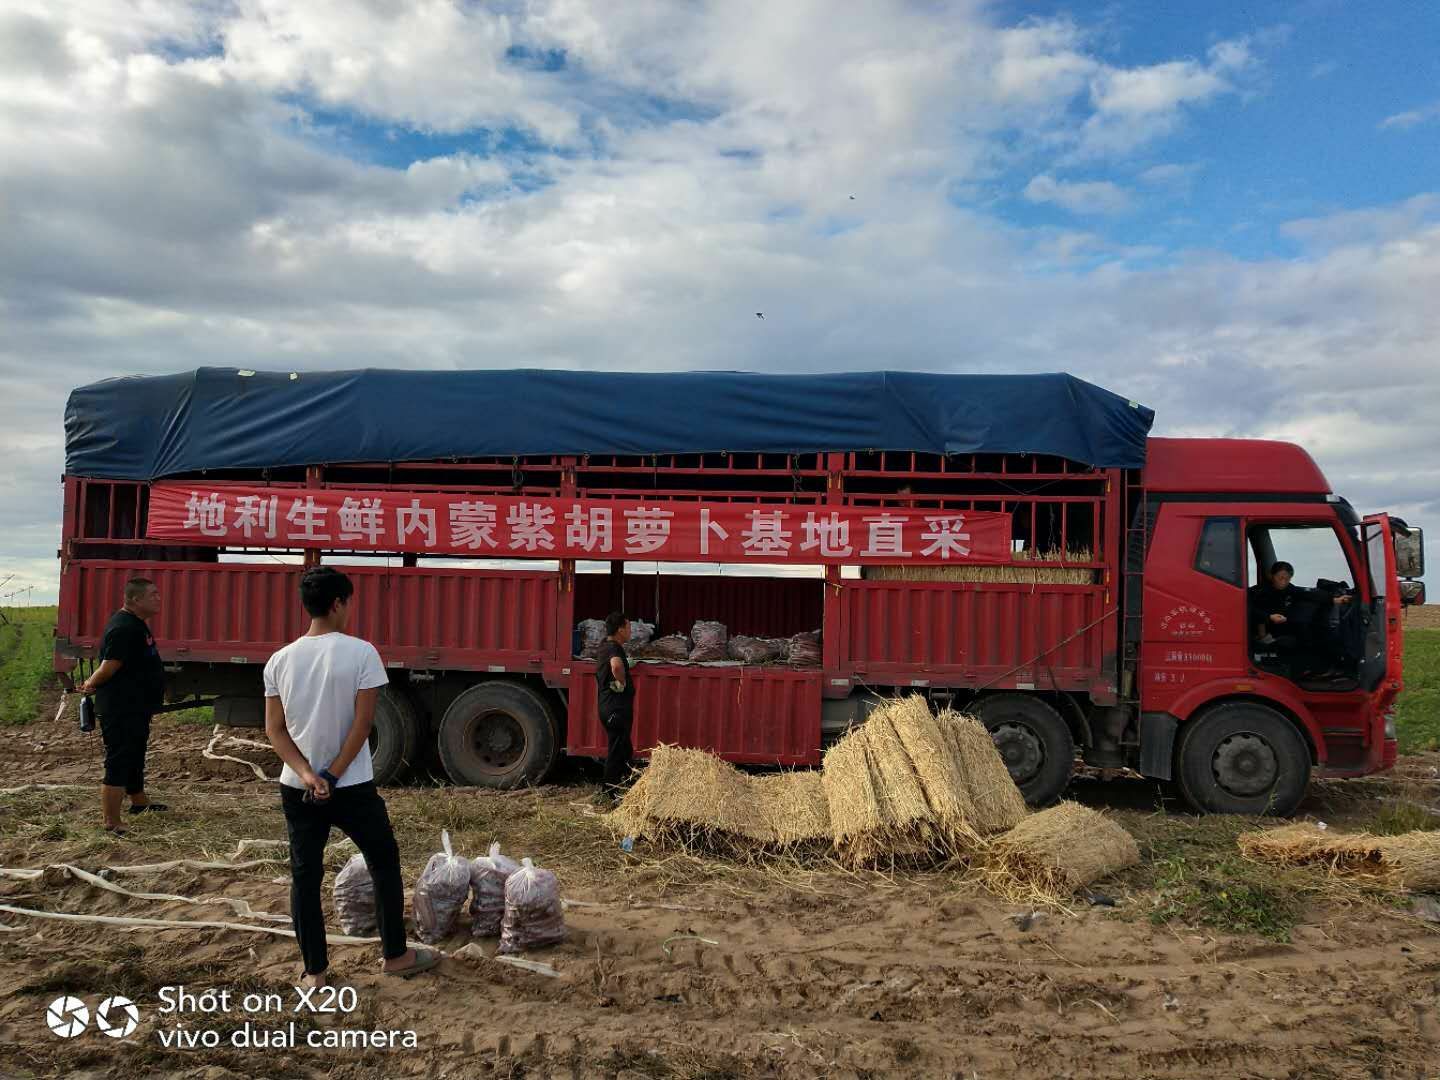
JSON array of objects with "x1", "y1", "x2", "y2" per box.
[
  {"x1": 601, "y1": 711, "x2": 634, "y2": 791},
  {"x1": 99, "y1": 710, "x2": 151, "y2": 794},
  {"x1": 280, "y1": 782, "x2": 407, "y2": 975},
  {"x1": 1274, "y1": 627, "x2": 1334, "y2": 676}
]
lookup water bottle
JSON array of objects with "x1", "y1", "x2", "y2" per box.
[{"x1": 78, "y1": 694, "x2": 96, "y2": 733}]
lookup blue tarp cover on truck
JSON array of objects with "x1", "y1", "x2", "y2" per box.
[{"x1": 64, "y1": 368, "x2": 1155, "y2": 479}]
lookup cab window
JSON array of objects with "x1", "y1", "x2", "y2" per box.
[
  {"x1": 1364, "y1": 524, "x2": 1388, "y2": 602},
  {"x1": 1195, "y1": 517, "x2": 1242, "y2": 585},
  {"x1": 1247, "y1": 525, "x2": 1355, "y2": 592}
]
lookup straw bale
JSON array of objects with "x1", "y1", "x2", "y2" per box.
[
  {"x1": 607, "y1": 765, "x2": 660, "y2": 839},
  {"x1": 1238, "y1": 823, "x2": 1440, "y2": 891},
  {"x1": 821, "y1": 696, "x2": 1011, "y2": 865},
  {"x1": 820, "y1": 726, "x2": 935, "y2": 864},
  {"x1": 1237, "y1": 823, "x2": 1385, "y2": 875},
  {"x1": 611, "y1": 744, "x2": 774, "y2": 844},
  {"x1": 754, "y1": 770, "x2": 831, "y2": 847},
  {"x1": 1379, "y1": 832, "x2": 1440, "y2": 891},
  {"x1": 607, "y1": 697, "x2": 1035, "y2": 869},
  {"x1": 985, "y1": 802, "x2": 1139, "y2": 897},
  {"x1": 610, "y1": 749, "x2": 834, "y2": 853},
  {"x1": 862, "y1": 548, "x2": 1096, "y2": 586},
  {"x1": 938, "y1": 710, "x2": 1028, "y2": 835},
  {"x1": 882, "y1": 697, "x2": 982, "y2": 849},
  {"x1": 860, "y1": 707, "x2": 941, "y2": 844},
  {"x1": 821, "y1": 729, "x2": 888, "y2": 856}
]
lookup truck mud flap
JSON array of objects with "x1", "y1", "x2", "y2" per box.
[
  {"x1": 1138, "y1": 712, "x2": 1178, "y2": 780},
  {"x1": 214, "y1": 696, "x2": 264, "y2": 728}
]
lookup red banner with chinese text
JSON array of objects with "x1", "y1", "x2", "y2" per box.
[{"x1": 146, "y1": 484, "x2": 1011, "y2": 565}]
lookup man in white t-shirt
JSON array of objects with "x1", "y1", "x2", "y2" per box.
[{"x1": 264, "y1": 566, "x2": 440, "y2": 987}]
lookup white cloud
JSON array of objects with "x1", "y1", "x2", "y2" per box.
[
  {"x1": 1074, "y1": 36, "x2": 1259, "y2": 158},
  {"x1": 1091, "y1": 62, "x2": 1228, "y2": 117},
  {"x1": 990, "y1": 18, "x2": 1098, "y2": 105},
  {"x1": 2, "y1": 3, "x2": 1437, "y2": 598},
  {"x1": 216, "y1": 0, "x2": 581, "y2": 142},
  {"x1": 1380, "y1": 101, "x2": 1440, "y2": 131},
  {"x1": 1024, "y1": 174, "x2": 1133, "y2": 214},
  {"x1": 1137, "y1": 162, "x2": 1201, "y2": 193},
  {"x1": 1281, "y1": 194, "x2": 1440, "y2": 249}
]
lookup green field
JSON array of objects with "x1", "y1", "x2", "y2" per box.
[
  {"x1": 1397, "y1": 627, "x2": 1440, "y2": 753},
  {"x1": 0, "y1": 607, "x2": 57, "y2": 725},
  {"x1": 0, "y1": 606, "x2": 213, "y2": 726},
  {"x1": 1, "y1": 608, "x2": 1437, "y2": 749}
]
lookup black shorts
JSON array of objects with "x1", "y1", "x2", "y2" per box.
[{"x1": 100, "y1": 711, "x2": 152, "y2": 792}]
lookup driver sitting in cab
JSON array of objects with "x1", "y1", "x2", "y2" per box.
[{"x1": 1249, "y1": 560, "x2": 1352, "y2": 677}]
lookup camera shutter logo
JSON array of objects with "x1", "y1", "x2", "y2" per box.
[
  {"x1": 46, "y1": 996, "x2": 89, "y2": 1039},
  {"x1": 95, "y1": 995, "x2": 141, "y2": 1039}
]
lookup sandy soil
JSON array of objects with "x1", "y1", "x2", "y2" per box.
[
  {"x1": 2, "y1": 713, "x2": 1439, "y2": 1079},
  {"x1": 1403, "y1": 605, "x2": 1440, "y2": 631}
]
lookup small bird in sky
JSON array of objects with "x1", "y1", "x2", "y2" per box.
[
  {"x1": 755, "y1": 312, "x2": 764, "y2": 319},
  {"x1": 849, "y1": 194, "x2": 855, "y2": 199}
]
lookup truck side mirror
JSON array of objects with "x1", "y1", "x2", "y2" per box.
[
  {"x1": 1400, "y1": 580, "x2": 1426, "y2": 607},
  {"x1": 1394, "y1": 527, "x2": 1425, "y2": 579}
]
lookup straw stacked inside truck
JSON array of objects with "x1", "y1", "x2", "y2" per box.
[{"x1": 862, "y1": 548, "x2": 1096, "y2": 585}]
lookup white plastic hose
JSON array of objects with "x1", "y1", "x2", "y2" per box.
[{"x1": 204, "y1": 725, "x2": 276, "y2": 782}]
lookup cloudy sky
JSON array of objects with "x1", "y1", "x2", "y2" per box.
[{"x1": 2, "y1": 0, "x2": 1438, "y2": 602}]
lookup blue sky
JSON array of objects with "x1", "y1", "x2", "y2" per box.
[
  {"x1": 0, "y1": 0, "x2": 1438, "y2": 597},
  {"x1": 1001, "y1": 2, "x2": 1440, "y2": 257}
]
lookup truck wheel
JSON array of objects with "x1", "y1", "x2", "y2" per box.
[
  {"x1": 974, "y1": 694, "x2": 1074, "y2": 806},
  {"x1": 1175, "y1": 702, "x2": 1311, "y2": 816},
  {"x1": 438, "y1": 681, "x2": 558, "y2": 789},
  {"x1": 370, "y1": 686, "x2": 421, "y2": 786}
]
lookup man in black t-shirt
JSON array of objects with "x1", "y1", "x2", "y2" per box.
[
  {"x1": 79, "y1": 577, "x2": 167, "y2": 834},
  {"x1": 594, "y1": 611, "x2": 635, "y2": 800}
]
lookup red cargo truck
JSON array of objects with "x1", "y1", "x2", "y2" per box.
[{"x1": 54, "y1": 370, "x2": 1426, "y2": 813}]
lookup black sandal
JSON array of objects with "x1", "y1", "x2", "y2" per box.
[{"x1": 128, "y1": 803, "x2": 170, "y2": 814}]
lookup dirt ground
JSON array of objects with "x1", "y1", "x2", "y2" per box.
[
  {"x1": 1404, "y1": 605, "x2": 1440, "y2": 631},
  {"x1": 2, "y1": 707, "x2": 1440, "y2": 1079}
]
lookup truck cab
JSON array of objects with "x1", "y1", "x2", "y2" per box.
[{"x1": 1133, "y1": 438, "x2": 1424, "y2": 813}]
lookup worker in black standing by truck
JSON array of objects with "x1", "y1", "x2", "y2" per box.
[
  {"x1": 595, "y1": 611, "x2": 635, "y2": 803},
  {"x1": 79, "y1": 577, "x2": 168, "y2": 835}
]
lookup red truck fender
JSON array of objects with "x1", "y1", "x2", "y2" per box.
[{"x1": 1162, "y1": 677, "x2": 1326, "y2": 766}]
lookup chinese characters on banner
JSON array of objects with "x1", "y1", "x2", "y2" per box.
[{"x1": 147, "y1": 484, "x2": 1013, "y2": 565}]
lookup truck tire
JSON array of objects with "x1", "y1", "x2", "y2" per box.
[
  {"x1": 371, "y1": 686, "x2": 421, "y2": 786},
  {"x1": 438, "y1": 681, "x2": 558, "y2": 789},
  {"x1": 1175, "y1": 702, "x2": 1311, "y2": 816},
  {"x1": 974, "y1": 693, "x2": 1074, "y2": 806}
]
